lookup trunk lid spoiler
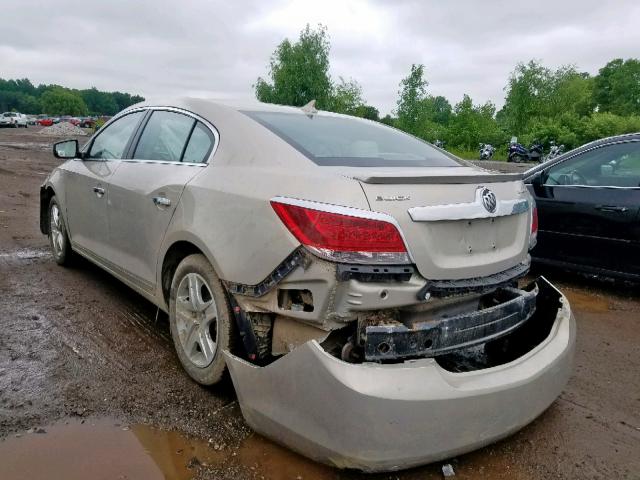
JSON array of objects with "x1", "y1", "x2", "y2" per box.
[{"x1": 353, "y1": 172, "x2": 523, "y2": 184}]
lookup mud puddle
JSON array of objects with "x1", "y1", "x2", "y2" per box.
[
  {"x1": 0, "y1": 419, "x2": 223, "y2": 480},
  {"x1": 562, "y1": 288, "x2": 610, "y2": 313},
  {"x1": 0, "y1": 419, "x2": 336, "y2": 480},
  {"x1": 0, "y1": 247, "x2": 50, "y2": 260},
  {"x1": 0, "y1": 141, "x2": 52, "y2": 151}
]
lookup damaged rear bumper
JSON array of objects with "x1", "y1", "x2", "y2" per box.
[{"x1": 224, "y1": 277, "x2": 575, "y2": 472}]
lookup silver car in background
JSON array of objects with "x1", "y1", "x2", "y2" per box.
[
  {"x1": 0, "y1": 111, "x2": 29, "y2": 128},
  {"x1": 41, "y1": 99, "x2": 575, "y2": 471}
]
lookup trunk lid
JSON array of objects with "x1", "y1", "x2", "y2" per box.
[{"x1": 342, "y1": 167, "x2": 532, "y2": 280}]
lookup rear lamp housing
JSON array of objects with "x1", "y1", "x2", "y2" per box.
[
  {"x1": 529, "y1": 200, "x2": 538, "y2": 250},
  {"x1": 270, "y1": 197, "x2": 410, "y2": 264}
]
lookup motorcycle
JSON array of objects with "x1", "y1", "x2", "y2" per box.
[
  {"x1": 544, "y1": 141, "x2": 565, "y2": 162},
  {"x1": 479, "y1": 143, "x2": 495, "y2": 160},
  {"x1": 508, "y1": 138, "x2": 544, "y2": 163},
  {"x1": 433, "y1": 139, "x2": 446, "y2": 149}
]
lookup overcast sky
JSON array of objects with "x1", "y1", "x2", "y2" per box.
[{"x1": 2, "y1": 0, "x2": 639, "y2": 114}]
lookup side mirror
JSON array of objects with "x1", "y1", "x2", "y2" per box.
[
  {"x1": 531, "y1": 172, "x2": 544, "y2": 187},
  {"x1": 53, "y1": 140, "x2": 80, "y2": 159}
]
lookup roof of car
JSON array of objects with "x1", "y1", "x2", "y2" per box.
[{"x1": 130, "y1": 97, "x2": 350, "y2": 118}]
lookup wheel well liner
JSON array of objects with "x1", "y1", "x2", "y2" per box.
[
  {"x1": 40, "y1": 186, "x2": 56, "y2": 235},
  {"x1": 160, "y1": 241, "x2": 203, "y2": 306}
]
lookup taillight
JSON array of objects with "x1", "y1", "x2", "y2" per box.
[
  {"x1": 270, "y1": 199, "x2": 410, "y2": 264},
  {"x1": 529, "y1": 204, "x2": 538, "y2": 249}
]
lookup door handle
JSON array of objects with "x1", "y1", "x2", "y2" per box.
[
  {"x1": 93, "y1": 186, "x2": 105, "y2": 197},
  {"x1": 595, "y1": 205, "x2": 627, "y2": 213},
  {"x1": 153, "y1": 196, "x2": 171, "y2": 207}
]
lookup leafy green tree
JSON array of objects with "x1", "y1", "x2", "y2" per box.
[
  {"x1": 41, "y1": 88, "x2": 88, "y2": 115},
  {"x1": 80, "y1": 87, "x2": 119, "y2": 115},
  {"x1": 379, "y1": 114, "x2": 396, "y2": 126},
  {"x1": 0, "y1": 77, "x2": 142, "y2": 115},
  {"x1": 111, "y1": 91, "x2": 144, "y2": 111},
  {"x1": 255, "y1": 24, "x2": 332, "y2": 109},
  {"x1": 423, "y1": 95, "x2": 452, "y2": 125},
  {"x1": 395, "y1": 64, "x2": 428, "y2": 135},
  {"x1": 549, "y1": 68, "x2": 594, "y2": 117},
  {"x1": 594, "y1": 58, "x2": 640, "y2": 115},
  {"x1": 352, "y1": 105, "x2": 380, "y2": 121},
  {"x1": 329, "y1": 77, "x2": 364, "y2": 114},
  {"x1": 448, "y1": 95, "x2": 503, "y2": 150},
  {"x1": 499, "y1": 61, "x2": 553, "y2": 135}
]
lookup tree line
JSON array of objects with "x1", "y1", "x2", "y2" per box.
[
  {"x1": 255, "y1": 25, "x2": 640, "y2": 157},
  {"x1": 0, "y1": 78, "x2": 144, "y2": 116}
]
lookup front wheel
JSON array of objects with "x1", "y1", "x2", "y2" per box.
[
  {"x1": 48, "y1": 196, "x2": 74, "y2": 265},
  {"x1": 169, "y1": 254, "x2": 236, "y2": 386}
]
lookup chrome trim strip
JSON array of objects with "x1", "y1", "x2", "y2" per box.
[
  {"x1": 542, "y1": 184, "x2": 640, "y2": 190},
  {"x1": 408, "y1": 187, "x2": 529, "y2": 222},
  {"x1": 117, "y1": 159, "x2": 207, "y2": 167},
  {"x1": 270, "y1": 196, "x2": 415, "y2": 263},
  {"x1": 91, "y1": 105, "x2": 220, "y2": 165}
]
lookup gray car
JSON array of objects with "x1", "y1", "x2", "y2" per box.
[{"x1": 40, "y1": 98, "x2": 575, "y2": 471}]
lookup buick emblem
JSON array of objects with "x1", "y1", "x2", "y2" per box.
[{"x1": 481, "y1": 188, "x2": 497, "y2": 213}]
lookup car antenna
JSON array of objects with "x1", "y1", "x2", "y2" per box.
[{"x1": 301, "y1": 99, "x2": 317, "y2": 117}]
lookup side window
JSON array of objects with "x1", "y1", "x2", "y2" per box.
[
  {"x1": 133, "y1": 111, "x2": 195, "y2": 162},
  {"x1": 88, "y1": 111, "x2": 145, "y2": 159},
  {"x1": 546, "y1": 142, "x2": 640, "y2": 188},
  {"x1": 182, "y1": 122, "x2": 214, "y2": 163}
]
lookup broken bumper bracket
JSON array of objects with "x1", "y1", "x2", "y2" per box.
[{"x1": 365, "y1": 285, "x2": 537, "y2": 361}]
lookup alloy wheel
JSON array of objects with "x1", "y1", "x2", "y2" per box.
[
  {"x1": 50, "y1": 203, "x2": 65, "y2": 257},
  {"x1": 175, "y1": 273, "x2": 219, "y2": 368}
]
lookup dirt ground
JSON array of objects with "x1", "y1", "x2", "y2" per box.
[{"x1": 0, "y1": 126, "x2": 638, "y2": 479}]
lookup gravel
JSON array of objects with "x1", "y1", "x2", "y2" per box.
[{"x1": 38, "y1": 122, "x2": 87, "y2": 136}]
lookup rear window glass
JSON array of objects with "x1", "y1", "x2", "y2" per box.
[{"x1": 243, "y1": 111, "x2": 461, "y2": 167}]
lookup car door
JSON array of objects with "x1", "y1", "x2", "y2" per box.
[
  {"x1": 106, "y1": 109, "x2": 216, "y2": 294},
  {"x1": 529, "y1": 140, "x2": 640, "y2": 276},
  {"x1": 63, "y1": 110, "x2": 146, "y2": 261}
]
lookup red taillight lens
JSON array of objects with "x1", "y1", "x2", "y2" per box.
[
  {"x1": 529, "y1": 205, "x2": 538, "y2": 250},
  {"x1": 271, "y1": 200, "x2": 409, "y2": 263}
]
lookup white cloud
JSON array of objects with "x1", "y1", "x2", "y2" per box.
[{"x1": 1, "y1": 0, "x2": 639, "y2": 115}]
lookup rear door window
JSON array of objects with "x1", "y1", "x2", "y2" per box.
[
  {"x1": 88, "y1": 111, "x2": 145, "y2": 159},
  {"x1": 133, "y1": 111, "x2": 195, "y2": 162},
  {"x1": 182, "y1": 122, "x2": 214, "y2": 163}
]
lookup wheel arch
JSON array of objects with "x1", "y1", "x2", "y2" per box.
[
  {"x1": 158, "y1": 237, "x2": 220, "y2": 310},
  {"x1": 39, "y1": 184, "x2": 57, "y2": 235}
]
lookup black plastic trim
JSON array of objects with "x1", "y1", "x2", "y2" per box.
[{"x1": 226, "y1": 249, "x2": 305, "y2": 297}]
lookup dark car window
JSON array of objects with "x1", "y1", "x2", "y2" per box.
[
  {"x1": 546, "y1": 141, "x2": 640, "y2": 188},
  {"x1": 88, "y1": 111, "x2": 145, "y2": 159},
  {"x1": 182, "y1": 122, "x2": 214, "y2": 163},
  {"x1": 134, "y1": 111, "x2": 195, "y2": 162},
  {"x1": 243, "y1": 111, "x2": 462, "y2": 167}
]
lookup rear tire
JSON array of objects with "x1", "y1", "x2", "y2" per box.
[
  {"x1": 169, "y1": 254, "x2": 236, "y2": 386},
  {"x1": 48, "y1": 196, "x2": 74, "y2": 266}
]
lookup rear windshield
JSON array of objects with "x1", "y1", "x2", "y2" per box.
[{"x1": 243, "y1": 111, "x2": 462, "y2": 167}]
